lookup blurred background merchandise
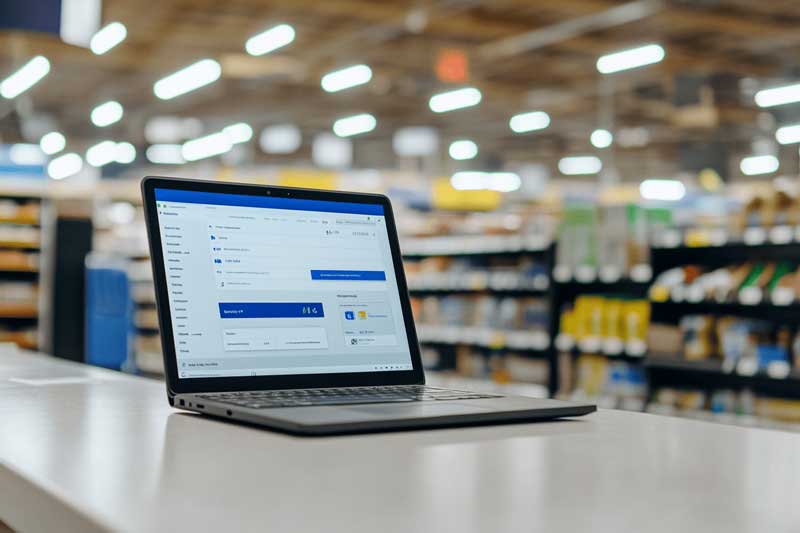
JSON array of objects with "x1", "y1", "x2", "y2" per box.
[{"x1": 4, "y1": 0, "x2": 800, "y2": 429}]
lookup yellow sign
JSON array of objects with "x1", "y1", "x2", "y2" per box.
[
  {"x1": 431, "y1": 177, "x2": 501, "y2": 211},
  {"x1": 277, "y1": 169, "x2": 338, "y2": 190}
]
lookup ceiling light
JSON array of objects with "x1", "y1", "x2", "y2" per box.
[
  {"x1": 0, "y1": 56, "x2": 50, "y2": 99},
  {"x1": 145, "y1": 116, "x2": 203, "y2": 143},
  {"x1": 245, "y1": 24, "x2": 295, "y2": 56},
  {"x1": 596, "y1": 44, "x2": 665, "y2": 74},
  {"x1": 47, "y1": 153, "x2": 82, "y2": 180},
  {"x1": 321, "y1": 64, "x2": 372, "y2": 93},
  {"x1": 591, "y1": 129, "x2": 613, "y2": 148},
  {"x1": 115, "y1": 142, "x2": 136, "y2": 164},
  {"x1": 509, "y1": 111, "x2": 550, "y2": 133},
  {"x1": 146, "y1": 144, "x2": 185, "y2": 164},
  {"x1": 775, "y1": 124, "x2": 800, "y2": 144},
  {"x1": 428, "y1": 87, "x2": 482, "y2": 113},
  {"x1": 448, "y1": 139, "x2": 478, "y2": 160},
  {"x1": 9, "y1": 144, "x2": 46, "y2": 166},
  {"x1": 154, "y1": 59, "x2": 221, "y2": 100},
  {"x1": 86, "y1": 140, "x2": 119, "y2": 167},
  {"x1": 392, "y1": 127, "x2": 439, "y2": 157},
  {"x1": 312, "y1": 133, "x2": 352, "y2": 168},
  {"x1": 558, "y1": 155, "x2": 603, "y2": 175},
  {"x1": 333, "y1": 113, "x2": 376, "y2": 137},
  {"x1": 182, "y1": 131, "x2": 232, "y2": 161},
  {"x1": 90, "y1": 100, "x2": 124, "y2": 127},
  {"x1": 40, "y1": 132, "x2": 66, "y2": 155},
  {"x1": 489, "y1": 172, "x2": 522, "y2": 192},
  {"x1": 223, "y1": 123, "x2": 253, "y2": 144},
  {"x1": 640, "y1": 179, "x2": 686, "y2": 201},
  {"x1": 90, "y1": 22, "x2": 127, "y2": 55},
  {"x1": 450, "y1": 171, "x2": 521, "y2": 192},
  {"x1": 740, "y1": 154, "x2": 779, "y2": 176},
  {"x1": 260, "y1": 124, "x2": 302, "y2": 154},
  {"x1": 755, "y1": 82, "x2": 800, "y2": 108}
]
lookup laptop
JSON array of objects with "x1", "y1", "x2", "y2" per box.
[{"x1": 142, "y1": 176, "x2": 595, "y2": 435}]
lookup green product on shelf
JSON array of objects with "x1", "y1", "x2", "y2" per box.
[
  {"x1": 738, "y1": 263, "x2": 764, "y2": 290},
  {"x1": 557, "y1": 204, "x2": 597, "y2": 272},
  {"x1": 767, "y1": 262, "x2": 793, "y2": 292}
]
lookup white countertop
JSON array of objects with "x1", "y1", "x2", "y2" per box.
[{"x1": 1, "y1": 349, "x2": 798, "y2": 532}]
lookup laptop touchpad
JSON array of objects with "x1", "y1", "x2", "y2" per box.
[{"x1": 343, "y1": 402, "x2": 493, "y2": 417}]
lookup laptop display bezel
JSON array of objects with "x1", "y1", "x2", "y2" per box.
[{"x1": 141, "y1": 176, "x2": 425, "y2": 398}]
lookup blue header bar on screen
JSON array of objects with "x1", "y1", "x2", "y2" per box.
[{"x1": 155, "y1": 188, "x2": 384, "y2": 216}]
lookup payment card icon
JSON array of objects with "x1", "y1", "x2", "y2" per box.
[{"x1": 344, "y1": 311, "x2": 355, "y2": 320}]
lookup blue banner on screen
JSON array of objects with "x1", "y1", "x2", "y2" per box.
[
  {"x1": 155, "y1": 188, "x2": 383, "y2": 216},
  {"x1": 310, "y1": 270, "x2": 387, "y2": 281},
  {"x1": 219, "y1": 302, "x2": 325, "y2": 319}
]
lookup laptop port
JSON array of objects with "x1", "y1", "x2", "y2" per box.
[
  {"x1": 179, "y1": 399, "x2": 185, "y2": 406},
  {"x1": 196, "y1": 404, "x2": 205, "y2": 409},
  {"x1": 227, "y1": 410, "x2": 233, "y2": 416}
]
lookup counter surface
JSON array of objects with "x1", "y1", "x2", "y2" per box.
[{"x1": 1, "y1": 350, "x2": 798, "y2": 532}]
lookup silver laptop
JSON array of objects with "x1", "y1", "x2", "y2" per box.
[{"x1": 142, "y1": 176, "x2": 595, "y2": 435}]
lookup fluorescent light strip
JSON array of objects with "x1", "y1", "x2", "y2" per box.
[
  {"x1": 740, "y1": 155, "x2": 779, "y2": 176},
  {"x1": 245, "y1": 24, "x2": 295, "y2": 56},
  {"x1": 146, "y1": 144, "x2": 185, "y2": 164},
  {"x1": 182, "y1": 132, "x2": 232, "y2": 161},
  {"x1": 591, "y1": 129, "x2": 613, "y2": 148},
  {"x1": 509, "y1": 111, "x2": 550, "y2": 133},
  {"x1": 775, "y1": 124, "x2": 800, "y2": 144},
  {"x1": 755, "y1": 83, "x2": 800, "y2": 108},
  {"x1": 0, "y1": 56, "x2": 51, "y2": 99},
  {"x1": 223, "y1": 122, "x2": 253, "y2": 144},
  {"x1": 9, "y1": 144, "x2": 46, "y2": 166},
  {"x1": 321, "y1": 64, "x2": 372, "y2": 93},
  {"x1": 596, "y1": 44, "x2": 665, "y2": 74},
  {"x1": 90, "y1": 22, "x2": 127, "y2": 55},
  {"x1": 260, "y1": 124, "x2": 302, "y2": 154},
  {"x1": 86, "y1": 140, "x2": 119, "y2": 167},
  {"x1": 154, "y1": 59, "x2": 222, "y2": 100},
  {"x1": 640, "y1": 179, "x2": 686, "y2": 201},
  {"x1": 115, "y1": 142, "x2": 136, "y2": 164},
  {"x1": 40, "y1": 132, "x2": 66, "y2": 155},
  {"x1": 450, "y1": 171, "x2": 521, "y2": 192},
  {"x1": 558, "y1": 156, "x2": 603, "y2": 175},
  {"x1": 448, "y1": 140, "x2": 478, "y2": 160},
  {"x1": 91, "y1": 100, "x2": 124, "y2": 127},
  {"x1": 48, "y1": 153, "x2": 82, "y2": 180},
  {"x1": 333, "y1": 113, "x2": 376, "y2": 137},
  {"x1": 429, "y1": 87, "x2": 482, "y2": 113}
]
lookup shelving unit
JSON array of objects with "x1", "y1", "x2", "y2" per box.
[
  {"x1": 404, "y1": 238, "x2": 555, "y2": 391},
  {"x1": 0, "y1": 191, "x2": 46, "y2": 352},
  {"x1": 646, "y1": 240, "x2": 800, "y2": 419}
]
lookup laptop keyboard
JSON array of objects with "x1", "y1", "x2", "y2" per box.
[{"x1": 196, "y1": 385, "x2": 501, "y2": 409}]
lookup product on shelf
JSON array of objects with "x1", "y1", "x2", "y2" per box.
[
  {"x1": 412, "y1": 294, "x2": 549, "y2": 351},
  {"x1": 404, "y1": 256, "x2": 548, "y2": 292},
  {"x1": 554, "y1": 203, "x2": 661, "y2": 283},
  {"x1": 650, "y1": 262, "x2": 800, "y2": 306},
  {"x1": 569, "y1": 354, "x2": 646, "y2": 409},
  {"x1": 651, "y1": 314, "x2": 792, "y2": 377},
  {"x1": 649, "y1": 387, "x2": 800, "y2": 429},
  {"x1": 556, "y1": 295, "x2": 649, "y2": 356},
  {"x1": 0, "y1": 200, "x2": 40, "y2": 224},
  {"x1": 0, "y1": 250, "x2": 39, "y2": 271}
]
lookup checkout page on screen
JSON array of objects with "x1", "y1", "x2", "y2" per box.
[{"x1": 154, "y1": 189, "x2": 413, "y2": 379}]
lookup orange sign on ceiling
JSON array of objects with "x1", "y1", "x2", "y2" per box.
[{"x1": 435, "y1": 48, "x2": 469, "y2": 83}]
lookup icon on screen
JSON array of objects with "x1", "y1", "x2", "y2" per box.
[
  {"x1": 210, "y1": 235, "x2": 216, "y2": 240},
  {"x1": 214, "y1": 258, "x2": 222, "y2": 264},
  {"x1": 357, "y1": 310, "x2": 367, "y2": 320},
  {"x1": 344, "y1": 311, "x2": 355, "y2": 320}
]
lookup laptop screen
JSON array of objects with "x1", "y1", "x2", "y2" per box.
[{"x1": 153, "y1": 188, "x2": 414, "y2": 379}]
